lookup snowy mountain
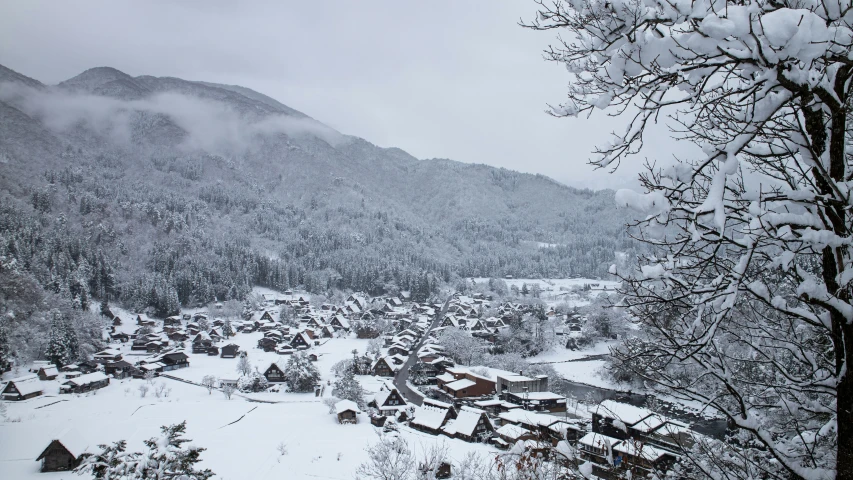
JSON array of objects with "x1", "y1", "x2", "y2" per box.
[{"x1": 0, "y1": 63, "x2": 637, "y2": 311}]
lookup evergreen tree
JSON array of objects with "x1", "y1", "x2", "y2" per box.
[
  {"x1": 222, "y1": 319, "x2": 234, "y2": 338},
  {"x1": 283, "y1": 352, "x2": 321, "y2": 392},
  {"x1": 332, "y1": 362, "x2": 365, "y2": 408},
  {"x1": 0, "y1": 320, "x2": 10, "y2": 372},
  {"x1": 44, "y1": 310, "x2": 78, "y2": 367},
  {"x1": 75, "y1": 422, "x2": 214, "y2": 479}
]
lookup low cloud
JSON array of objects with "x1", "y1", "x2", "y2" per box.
[{"x1": 0, "y1": 82, "x2": 345, "y2": 154}]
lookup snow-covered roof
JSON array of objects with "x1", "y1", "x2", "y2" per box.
[
  {"x1": 40, "y1": 366, "x2": 59, "y2": 376},
  {"x1": 423, "y1": 398, "x2": 453, "y2": 409},
  {"x1": 596, "y1": 400, "x2": 655, "y2": 426},
  {"x1": 578, "y1": 432, "x2": 622, "y2": 450},
  {"x1": 498, "y1": 409, "x2": 563, "y2": 428},
  {"x1": 444, "y1": 378, "x2": 476, "y2": 392},
  {"x1": 335, "y1": 399, "x2": 361, "y2": 414},
  {"x1": 411, "y1": 405, "x2": 450, "y2": 430},
  {"x1": 442, "y1": 407, "x2": 488, "y2": 437},
  {"x1": 39, "y1": 428, "x2": 90, "y2": 459},
  {"x1": 139, "y1": 363, "x2": 164, "y2": 371},
  {"x1": 435, "y1": 373, "x2": 456, "y2": 384},
  {"x1": 63, "y1": 372, "x2": 108, "y2": 386},
  {"x1": 373, "y1": 388, "x2": 405, "y2": 408},
  {"x1": 520, "y1": 392, "x2": 565, "y2": 401},
  {"x1": 93, "y1": 348, "x2": 121, "y2": 357},
  {"x1": 6, "y1": 376, "x2": 43, "y2": 396},
  {"x1": 613, "y1": 440, "x2": 672, "y2": 461},
  {"x1": 497, "y1": 373, "x2": 536, "y2": 382},
  {"x1": 496, "y1": 423, "x2": 531, "y2": 440}
]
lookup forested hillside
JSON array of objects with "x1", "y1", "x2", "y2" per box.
[{"x1": 0, "y1": 64, "x2": 637, "y2": 315}]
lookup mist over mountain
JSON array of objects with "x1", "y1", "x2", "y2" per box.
[{"x1": 0, "y1": 63, "x2": 637, "y2": 313}]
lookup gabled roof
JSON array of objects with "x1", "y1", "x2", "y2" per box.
[
  {"x1": 373, "y1": 388, "x2": 406, "y2": 408},
  {"x1": 444, "y1": 378, "x2": 476, "y2": 392},
  {"x1": 335, "y1": 399, "x2": 361, "y2": 414},
  {"x1": 5, "y1": 375, "x2": 43, "y2": 396},
  {"x1": 63, "y1": 372, "x2": 108, "y2": 386},
  {"x1": 37, "y1": 428, "x2": 89, "y2": 460},
  {"x1": 442, "y1": 406, "x2": 490, "y2": 437},
  {"x1": 411, "y1": 405, "x2": 451, "y2": 430},
  {"x1": 496, "y1": 423, "x2": 531, "y2": 440},
  {"x1": 596, "y1": 400, "x2": 657, "y2": 427}
]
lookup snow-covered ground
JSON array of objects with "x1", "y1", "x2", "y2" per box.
[
  {"x1": 0, "y1": 376, "x2": 494, "y2": 480},
  {"x1": 469, "y1": 277, "x2": 620, "y2": 306}
]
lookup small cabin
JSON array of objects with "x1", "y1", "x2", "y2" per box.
[
  {"x1": 37, "y1": 366, "x2": 59, "y2": 381},
  {"x1": 36, "y1": 430, "x2": 88, "y2": 472},
  {"x1": 220, "y1": 344, "x2": 240, "y2": 358},
  {"x1": 335, "y1": 399, "x2": 361, "y2": 424}
]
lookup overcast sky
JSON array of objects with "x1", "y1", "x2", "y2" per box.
[{"x1": 0, "y1": 0, "x2": 686, "y2": 190}]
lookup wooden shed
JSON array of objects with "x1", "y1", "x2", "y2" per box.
[
  {"x1": 36, "y1": 429, "x2": 89, "y2": 472},
  {"x1": 335, "y1": 399, "x2": 361, "y2": 424}
]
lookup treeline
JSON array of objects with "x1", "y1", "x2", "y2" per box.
[{"x1": 0, "y1": 141, "x2": 636, "y2": 317}]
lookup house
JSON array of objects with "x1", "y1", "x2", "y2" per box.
[
  {"x1": 220, "y1": 344, "x2": 240, "y2": 358},
  {"x1": 496, "y1": 373, "x2": 549, "y2": 397},
  {"x1": 593, "y1": 400, "x2": 692, "y2": 453},
  {"x1": 93, "y1": 348, "x2": 123, "y2": 362},
  {"x1": 371, "y1": 357, "x2": 397, "y2": 377},
  {"x1": 495, "y1": 423, "x2": 536, "y2": 445},
  {"x1": 506, "y1": 391, "x2": 567, "y2": 413},
  {"x1": 36, "y1": 429, "x2": 89, "y2": 472},
  {"x1": 192, "y1": 332, "x2": 213, "y2": 353},
  {"x1": 264, "y1": 362, "x2": 286, "y2": 383},
  {"x1": 369, "y1": 387, "x2": 408, "y2": 416},
  {"x1": 497, "y1": 409, "x2": 583, "y2": 443},
  {"x1": 60, "y1": 372, "x2": 110, "y2": 394},
  {"x1": 258, "y1": 337, "x2": 278, "y2": 352},
  {"x1": 260, "y1": 310, "x2": 275, "y2": 322},
  {"x1": 336, "y1": 399, "x2": 361, "y2": 424},
  {"x1": 441, "y1": 406, "x2": 494, "y2": 442},
  {"x1": 37, "y1": 365, "x2": 60, "y2": 380},
  {"x1": 104, "y1": 360, "x2": 136, "y2": 379},
  {"x1": 136, "y1": 313, "x2": 155, "y2": 326},
  {"x1": 473, "y1": 399, "x2": 521, "y2": 416},
  {"x1": 164, "y1": 316, "x2": 182, "y2": 326},
  {"x1": 409, "y1": 404, "x2": 455, "y2": 435},
  {"x1": 329, "y1": 315, "x2": 350, "y2": 331},
  {"x1": 111, "y1": 332, "x2": 130, "y2": 343},
  {"x1": 158, "y1": 352, "x2": 190, "y2": 370},
  {"x1": 437, "y1": 367, "x2": 495, "y2": 398},
  {"x1": 290, "y1": 332, "x2": 312, "y2": 350},
  {"x1": 1, "y1": 375, "x2": 43, "y2": 400},
  {"x1": 321, "y1": 325, "x2": 337, "y2": 338},
  {"x1": 388, "y1": 344, "x2": 410, "y2": 357}
]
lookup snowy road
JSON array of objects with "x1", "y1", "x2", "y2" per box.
[{"x1": 392, "y1": 297, "x2": 450, "y2": 405}]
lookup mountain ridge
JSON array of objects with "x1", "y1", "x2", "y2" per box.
[{"x1": 0, "y1": 62, "x2": 636, "y2": 312}]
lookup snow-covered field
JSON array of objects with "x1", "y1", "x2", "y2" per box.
[
  {"x1": 469, "y1": 277, "x2": 620, "y2": 306},
  {"x1": 0, "y1": 376, "x2": 494, "y2": 480}
]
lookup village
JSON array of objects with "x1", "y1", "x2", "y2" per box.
[{"x1": 1, "y1": 284, "x2": 699, "y2": 479}]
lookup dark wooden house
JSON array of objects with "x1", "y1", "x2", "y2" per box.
[
  {"x1": 220, "y1": 344, "x2": 240, "y2": 358},
  {"x1": 263, "y1": 363, "x2": 286, "y2": 383},
  {"x1": 335, "y1": 399, "x2": 361, "y2": 424},
  {"x1": 36, "y1": 430, "x2": 88, "y2": 472},
  {"x1": 1, "y1": 375, "x2": 43, "y2": 401},
  {"x1": 60, "y1": 372, "x2": 110, "y2": 394},
  {"x1": 104, "y1": 360, "x2": 136, "y2": 379},
  {"x1": 371, "y1": 357, "x2": 396, "y2": 377}
]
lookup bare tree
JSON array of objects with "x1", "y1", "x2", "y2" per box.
[
  {"x1": 236, "y1": 355, "x2": 252, "y2": 377},
  {"x1": 201, "y1": 375, "x2": 217, "y2": 394},
  {"x1": 222, "y1": 383, "x2": 235, "y2": 400},
  {"x1": 356, "y1": 436, "x2": 415, "y2": 480},
  {"x1": 525, "y1": 0, "x2": 853, "y2": 478}
]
